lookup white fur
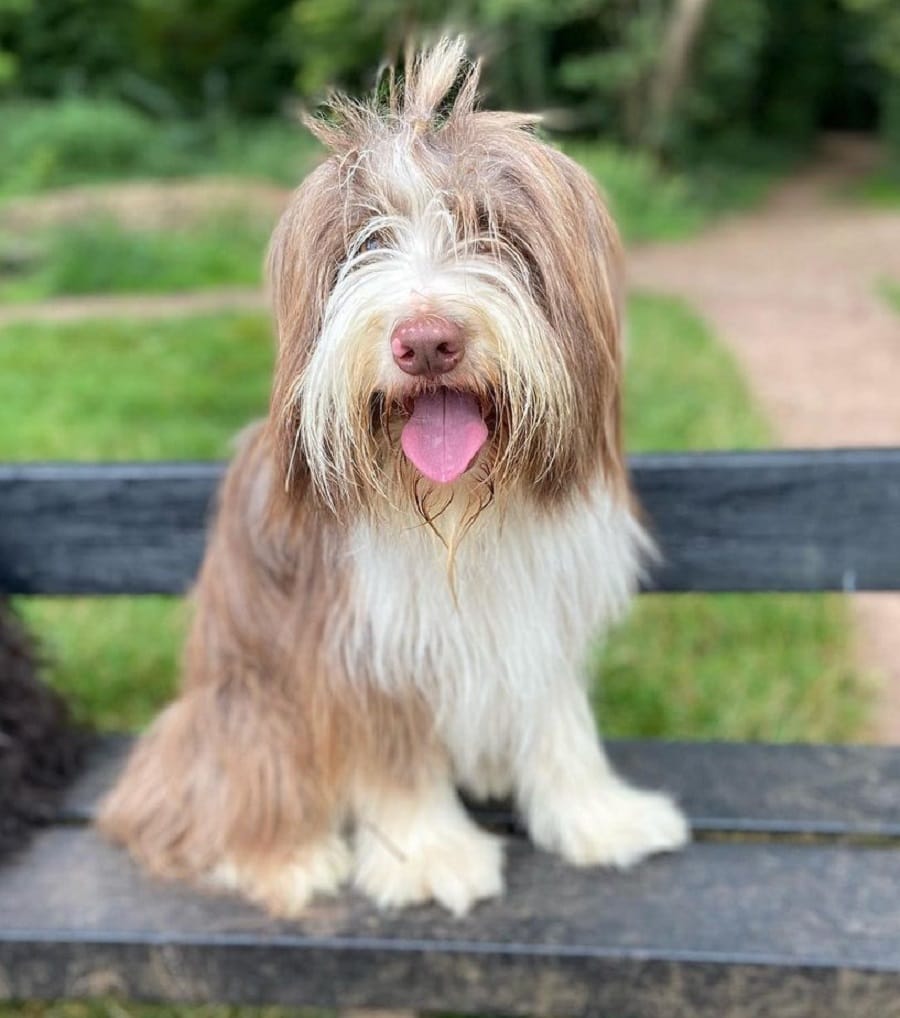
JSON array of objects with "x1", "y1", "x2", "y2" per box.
[
  {"x1": 516, "y1": 670, "x2": 689, "y2": 866},
  {"x1": 338, "y1": 482, "x2": 687, "y2": 899},
  {"x1": 294, "y1": 183, "x2": 573, "y2": 508},
  {"x1": 353, "y1": 767, "x2": 504, "y2": 916},
  {"x1": 341, "y1": 483, "x2": 650, "y2": 780},
  {"x1": 208, "y1": 833, "x2": 352, "y2": 917},
  {"x1": 282, "y1": 105, "x2": 687, "y2": 913}
]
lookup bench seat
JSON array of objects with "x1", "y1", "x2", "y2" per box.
[
  {"x1": 2, "y1": 737, "x2": 898, "y2": 1017},
  {"x1": 4, "y1": 450, "x2": 900, "y2": 1015}
]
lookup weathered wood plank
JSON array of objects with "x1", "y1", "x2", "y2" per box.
[
  {"x1": 0, "y1": 462, "x2": 221, "y2": 596},
  {"x1": 2, "y1": 449, "x2": 899, "y2": 595},
  {"x1": 633, "y1": 447, "x2": 900, "y2": 591},
  {"x1": 1, "y1": 828, "x2": 898, "y2": 1016},
  {"x1": 62, "y1": 736, "x2": 900, "y2": 838}
]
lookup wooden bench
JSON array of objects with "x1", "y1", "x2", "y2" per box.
[{"x1": 2, "y1": 449, "x2": 900, "y2": 1017}]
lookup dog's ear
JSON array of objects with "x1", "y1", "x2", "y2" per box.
[
  {"x1": 495, "y1": 142, "x2": 626, "y2": 501},
  {"x1": 266, "y1": 162, "x2": 346, "y2": 502},
  {"x1": 545, "y1": 152, "x2": 625, "y2": 496}
]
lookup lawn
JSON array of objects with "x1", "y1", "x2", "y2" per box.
[
  {"x1": 0, "y1": 297, "x2": 867, "y2": 740},
  {"x1": 0, "y1": 215, "x2": 269, "y2": 302}
]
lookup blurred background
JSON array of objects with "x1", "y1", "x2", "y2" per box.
[{"x1": 2, "y1": 0, "x2": 900, "y2": 773}]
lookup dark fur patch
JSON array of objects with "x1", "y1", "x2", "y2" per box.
[{"x1": 0, "y1": 599, "x2": 89, "y2": 860}]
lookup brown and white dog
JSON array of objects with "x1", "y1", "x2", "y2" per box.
[{"x1": 100, "y1": 38, "x2": 688, "y2": 917}]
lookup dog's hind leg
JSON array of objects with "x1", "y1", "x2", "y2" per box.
[{"x1": 98, "y1": 676, "x2": 352, "y2": 917}]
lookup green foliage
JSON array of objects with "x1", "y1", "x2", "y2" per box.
[
  {"x1": 2, "y1": 0, "x2": 898, "y2": 170},
  {"x1": 842, "y1": 0, "x2": 900, "y2": 77},
  {"x1": 882, "y1": 77, "x2": 900, "y2": 166},
  {"x1": 841, "y1": 0, "x2": 900, "y2": 160},
  {"x1": 564, "y1": 142, "x2": 706, "y2": 242},
  {"x1": 0, "y1": 299, "x2": 866, "y2": 740},
  {"x1": 1, "y1": 98, "x2": 156, "y2": 192},
  {"x1": 0, "y1": 0, "x2": 296, "y2": 116},
  {"x1": 0, "y1": 216, "x2": 268, "y2": 300},
  {"x1": 0, "y1": 99, "x2": 317, "y2": 195}
]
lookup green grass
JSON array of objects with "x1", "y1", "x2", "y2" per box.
[
  {"x1": 0, "y1": 216, "x2": 268, "y2": 301},
  {"x1": 600, "y1": 296, "x2": 865, "y2": 742},
  {"x1": 879, "y1": 278, "x2": 900, "y2": 312},
  {"x1": 851, "y1": 167, "x2": 900, "y2": 207},
  {"x1": 564, "y1": 142, "x2": 785, "y2": 243},
  {"x1": 0, "y1": 297, "x2": 867, "y2": 739},
  {"x1": 1, "y1": 313, "x2": 273, "y2": 727}
]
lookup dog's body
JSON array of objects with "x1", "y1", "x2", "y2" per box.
[{"x1": 100, "y1": 39, "x2": 688, "y2": 916}]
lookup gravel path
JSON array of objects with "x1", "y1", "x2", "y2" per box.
[
  {"x1": 629, "y1": 139, "x2": 900, "y2": 742},
  {"x1": 0, "y1": 288, "x2": 266, "y2": 326}
]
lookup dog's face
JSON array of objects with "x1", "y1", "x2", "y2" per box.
[{"x1": 268, "y1": 39, "x2": 625, "y2": 523}]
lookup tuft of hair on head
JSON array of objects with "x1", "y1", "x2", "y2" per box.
[{"x1": 302, "y1": 35, "x2": 535, "y2": 153}]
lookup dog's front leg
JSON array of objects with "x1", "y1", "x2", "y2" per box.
[
  {"x1": 352, "y1": 756, "x2": 504, "y2": 916},
  {"x1": 517, "y1": 677, "x2": 689, "y2": 868}
]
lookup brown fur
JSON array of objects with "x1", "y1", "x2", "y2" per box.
[
  {"x1": 99, "y1": 425, "x2": 439, "y2": 908},
  {"x1": 100, "y1": 39, "x2": 634, "y2": 912},
  {"x1": 272, "y1": 43, "x2": 626, "y2": 512}
]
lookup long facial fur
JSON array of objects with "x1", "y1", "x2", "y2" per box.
[
  {"x1": 268, "y1": 37, "x2": 626, "y2": 535},
  {"x1": 99, "y1": 40, "x2": 669, "y2": 916}
]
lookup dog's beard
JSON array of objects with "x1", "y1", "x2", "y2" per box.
[{"x1": 283, "y1": 216, "x2": 576, "y2": 543}]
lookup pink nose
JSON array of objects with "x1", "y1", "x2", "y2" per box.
[{"x1": 391, "y1": 316, "x2": 465, "y2": 377}]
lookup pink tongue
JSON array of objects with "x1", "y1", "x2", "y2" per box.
[{"x1": 401, "y1": 390, "x2": 488, "y2": 484}]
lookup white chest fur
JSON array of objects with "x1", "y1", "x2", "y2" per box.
[{"x1": 338, "y1": 485, "x2": 649, "y2": 782}]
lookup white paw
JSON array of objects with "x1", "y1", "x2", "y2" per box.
[
  {"x1": 208, "y1": 832, "x2": 352, "y2": 917},
  {"x1": 529, "y1": 782, "x2": 689, "y2": 869},
  {"x1": 354, "y1": 814, "x2": 504, "y2": 916},
  {"x1": 458, "y1": 754, "x2": 514, "y2": 801}
]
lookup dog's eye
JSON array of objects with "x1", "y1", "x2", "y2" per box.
[{"x1": 361, "y1": 233, "x2": 384, "y2": 253}]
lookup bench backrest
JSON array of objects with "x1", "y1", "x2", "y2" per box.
[{"x1": 2, "y1": 448, "x2": 899, "y2": 596}]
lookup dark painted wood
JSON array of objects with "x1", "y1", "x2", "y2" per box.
[
  {"x1": 1, "y1": 828, "x2": 898, "y2": 1016},
  {"x1": 0, "y1": 462, "x2": 222, "y2": 596},
  {"x1": 633, "y1": 447, "x2": 900, "y2": 592},
  {"x1": 63, "y1": 735, "x2": 900, "y2": 839},
  {"x1": 2, "y1": 449, "x2": 900, "y2": 594}
]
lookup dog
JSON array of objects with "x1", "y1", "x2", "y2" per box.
[{"x1": 100, "y1": 37, "x2": 688, "y2": 917}]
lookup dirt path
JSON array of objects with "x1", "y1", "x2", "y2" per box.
[
  {"x1": 628, "y1": 137, "x2": 900, "y2": 743},
  {"x1": 0, "y1": 288, "x2": 266, "y2": 327}
]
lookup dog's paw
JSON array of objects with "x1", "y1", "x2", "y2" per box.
[
  {"x1": 354, "y1": 813, "x2": 504, "y2": 916},
  {"x1": 458, "y1": 754, "x2": 514, "y2": 802},
  {"x1": 529, "y1": 783, "x2": 689, "y2": 869},
  {"x1": 208, "y1": 832, "x2": 352, "y2": 917}
]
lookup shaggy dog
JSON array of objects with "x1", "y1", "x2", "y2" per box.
[
  {"x1": 100, "y1": 38, "x2": 688, "y2": 917},
  {"x1": 0, "y1": 599, "x2": 85, "y2": 859}
]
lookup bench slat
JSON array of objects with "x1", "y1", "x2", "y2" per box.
[
  {"x1": 1, "y1": 827, "x2": 898, "y2": 1016},
  {"x1": 2, "y1": 448, "x2": 900, "y2": 594},
  {"x1": 63, "y1": 736, "x2": 900, "y2": 838}
]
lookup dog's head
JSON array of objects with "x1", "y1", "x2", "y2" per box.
[{"x1": 268, "y1": 37, "x2": 625, "y2": 525}]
